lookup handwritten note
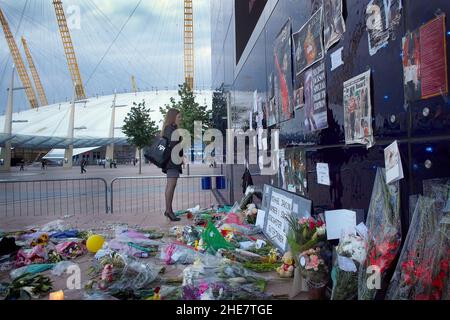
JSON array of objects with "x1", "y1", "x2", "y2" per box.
[
  {"x1": 317, "y1": 163, "x2": 331, "y2": 186},
  {"x1": 325, "y1": 209, "x2": 356, "y2": 240}
]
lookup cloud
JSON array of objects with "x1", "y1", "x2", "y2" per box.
[{"x1": 0, "y1": 0, "x2": 212, "y2": 114}]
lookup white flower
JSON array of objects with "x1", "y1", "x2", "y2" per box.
[{"x1": 316, "y1": 226, "x2": 326, "y2": 236}]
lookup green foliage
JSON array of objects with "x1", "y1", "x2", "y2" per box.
[
  {"x1": 159, "y1": 83, "x2": 212, "y2": 138},
  {"x1": 122, "y1": 101, "x2": 159, "y2": 149},
  {"x1": 5, "y1": 273, "x2": 53, "y2": 300},
  {"x1": 243, "y1": 261, "x2": 283, "y2": 273}
]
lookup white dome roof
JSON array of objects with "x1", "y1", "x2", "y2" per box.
[{"x1": 0, "y1": 90, "x2": 212, "y2": 149}]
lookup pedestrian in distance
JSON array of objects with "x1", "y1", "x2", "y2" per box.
[{"x1": 81, "y1": 159, "x2": 87, "y2": 174}]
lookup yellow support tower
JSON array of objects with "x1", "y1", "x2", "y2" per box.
[
  {"x1": 21, "y1": 37, "x2": 48, "y2": 106},
  {"x1": 184, "y1": 0, "x2": 194, "y2": 90},
  {"x1": 0, "y1": 8, "x2": 39, "y2": 109},
  {"x1": 53, "y1": 0, "x2": 86, "y2": 100}
]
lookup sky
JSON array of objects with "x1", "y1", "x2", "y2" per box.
[{"x1": 0, "y1": 0, "x2": 212, "y2": 115}]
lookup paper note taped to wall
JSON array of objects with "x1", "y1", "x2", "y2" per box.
[
  {"x1": 330, "y1": 47, "x2": 344, "y2": 71},
  {"x1": 325, "y1": 209, "x2": 357, "y2": 240},
  {"x1": 316, "y1": 163, "x2": 331, "y2": 186}
]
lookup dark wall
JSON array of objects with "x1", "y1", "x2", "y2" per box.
[{"x1": 211, "y1": 0, "x2": 450, "y2": 230}]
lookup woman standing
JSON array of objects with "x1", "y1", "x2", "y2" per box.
[{"x1": 161, "y1": 109, "x2": 183, "y2": 221}]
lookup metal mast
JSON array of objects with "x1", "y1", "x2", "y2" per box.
[
  {"x1": 53, "y1": 0, "x2": 86, "y2": 100},
  {"x1": 0, "y1": 8, "x2": 39, "y2": 109},
  {"x1": 184, "y1": 0, "x2": 194, "y2": 90},
  {"x1": 21, "y1": 36, "x2": 48, "y2": 106}
]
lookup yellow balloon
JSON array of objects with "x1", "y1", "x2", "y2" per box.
[{"x1": 86, "y1": 235, "x2": 105, "y2": 253}]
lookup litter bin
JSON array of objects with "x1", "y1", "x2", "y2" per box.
[
  {"x1": 201, "y1": 177, "x2": 212, "y2": 190},
  {"x1": 216, "y1": 176, "x2": 226, "y2": 190}
]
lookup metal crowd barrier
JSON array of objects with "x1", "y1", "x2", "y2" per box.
[
  {"x1": 110, "y1": 175, "x2": 227, "y2": 214},
  {"x1": 0, "y1": 178, "x2": 108, "y2": 217}
]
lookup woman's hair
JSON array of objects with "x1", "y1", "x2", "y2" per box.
[{"x1": 162, "y1": 108, "x2": 180, "y2": 133}]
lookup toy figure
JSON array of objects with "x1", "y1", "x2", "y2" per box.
[{"x1": 277, "y1": 251, "x2": 295, "y2": 278}]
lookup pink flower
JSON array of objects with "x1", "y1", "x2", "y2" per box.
[
  {"x1": 199, "y1": 282, "x2": 209, "y2": 295},
  {"x1": 309, "y1": 255, "x2": 320, "y2": 269}
]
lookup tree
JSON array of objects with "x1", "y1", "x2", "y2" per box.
[
  {"x1": 159, "y1": 83, "x2": 212, "y2": 139},
  {"x1": 122, "y1": 101, "x2": 159, "y2": 174}
]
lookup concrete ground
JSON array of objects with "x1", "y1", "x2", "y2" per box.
[{"x1": 0, "y1": 164, "x2": 308, "y2": 300}]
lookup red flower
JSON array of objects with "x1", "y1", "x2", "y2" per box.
[
  {"x1": 404, "y1": 273, "x2": 413, "y2": 286},
  {"x1": 309, "y1": 221, "x2": 316, "y2": 230},
  {"x1": 401, "y1": 260, "x2": 414, "y2": 271},
  {"x1": 440, "y1": 259, "x2": 449, "y2": 271},
  {"x1": 317, "y1": 220, "x2": 324, "y2": 227},
  {"x1": 431, "y1": 276, "x2": 444, "y2": 291}
]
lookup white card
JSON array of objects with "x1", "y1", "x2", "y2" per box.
[
  {"x1": 355, "y1": 222, "x2": 368, "y2": 240},
  {"x1": 256, "y1": 209, "x2": 266, "y2": 229},
  {"x1": 317, "y1": 163, "x2": 331, "y2": 186},
  {"x1": 255, "y1": 239, "x2": 266, "y2": 249},
  {"x1": 330, "y1": 47, "x2": 344, "y2": 71},
  {"x1": 384, "y1": 141, "x2": 404, "y2": 184},
  {"x1": 325, "y1": 209, "x2": 357, "y2": 240},
  {"x1": 338, "y1": 255, "x2": 357, "y2": 272}
]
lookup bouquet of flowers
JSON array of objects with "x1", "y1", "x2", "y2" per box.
[
  {"x1": 298, "y1": 247, "x2": 329, "y2": 287},
  {"x1": 358, "y1": 168, "x2": 402, "y2": 300},
  {"x1": 286, "y1": 215, "x2": 326, "y2": 262},
  {"x1": 5, "y1": 273, "x2": 53, "y2": 300},
  {"x1": 387, "y1": 194, "x2": 449, "y2": 300},
  {"x1": 331, "y1": 233, "x2": 367, "y2": 300}
]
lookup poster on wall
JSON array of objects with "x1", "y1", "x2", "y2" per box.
[
  {"x1": 293, "y1": 7, "x2": 325, "y2": 76},
  {"x1": 384, "y1": 140, "x2": 404, "y2": 184},
  {"x1": 274, "y1": 20, "x2": 294, "y2": 122},
  {"x1": 294, "y1": 87, "x2": 304, "y2": 110},
  {"x1": 284, "y1": 147, "x2": 307, "y2": 196},
  {"x1": 279, "y1": 148, "x2": 286, "y2": 190},
  {"x1": 402, "y1": 14, "x2": 448, "y2": 103},
  {"x1": 365, "y1": 0, "x2": 402, "y2": 56},
  {"x1": 323, "y1": 0, "x2": 346, "y2": 51},
  {"x1": 343, "y1": 70, "x2": 374, "y2": 148},
  {"x1": 304, "y1": 61, "x2": 328, "y2": 132}
]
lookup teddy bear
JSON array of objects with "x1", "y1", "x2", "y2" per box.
[{"x1": 277, "y1": 251, "x2": 295, "y2": 278}]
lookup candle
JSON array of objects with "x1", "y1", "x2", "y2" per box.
[{"x1": 49, "y1": 290, "x2": 64, "y2": 300}]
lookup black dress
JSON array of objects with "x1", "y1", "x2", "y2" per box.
[{"x1": 162, "y1": 124, "x2": 183, "y2": 174}]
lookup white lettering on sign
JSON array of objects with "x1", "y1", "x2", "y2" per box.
[{"x1": 265, "y1": 191, "x2": 293, "y2": 250}]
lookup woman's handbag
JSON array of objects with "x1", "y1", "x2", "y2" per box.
[{"x1": 144, "y1": 136, "x2": 170, "y2": 168}]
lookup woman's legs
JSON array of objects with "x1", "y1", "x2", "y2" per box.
[{"x1": 165, "y1": 177, "x2": 178, "y2": 214}]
